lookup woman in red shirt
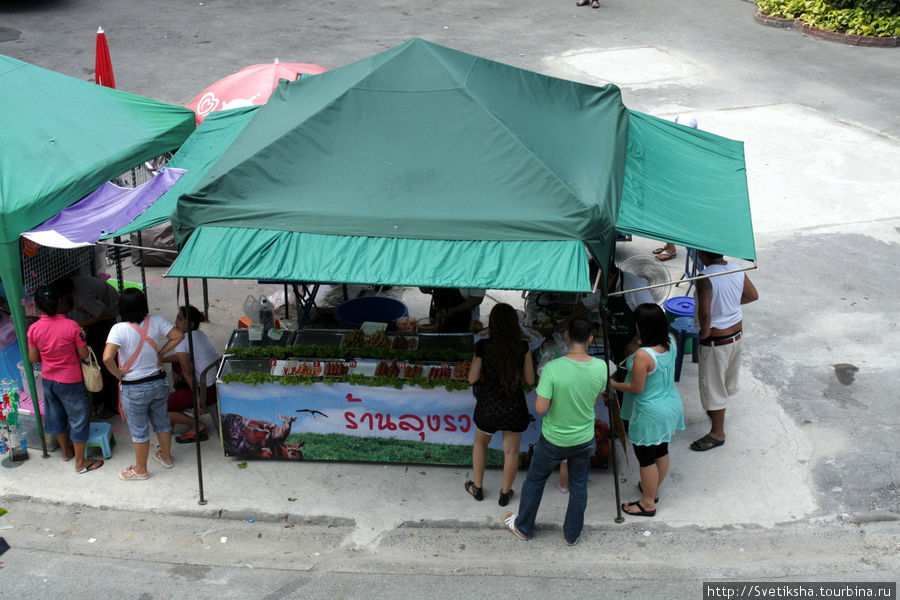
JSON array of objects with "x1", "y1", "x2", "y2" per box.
[{"x1": 27, "y1": 286, "x2": 103, "y2": 474}]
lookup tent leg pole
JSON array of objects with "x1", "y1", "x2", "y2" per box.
[
  {"x1": 114, "y1": 237, "x2": 124, "y2": 293},
  {"x1": 202, "y1": 279, "x2": 209, "y2": 321},
  {"x1": 600, "y1": 259, "x2": 625, "y2": 523},
  {"x1": 137, "y1": 231, "x2": 147, "y2": 297},
  {"x1": 606, "y1": 388, "x2": 625, "y2": 524},
  {"x1": 183, "y1": 278, "x2": 207, "y2": 505}
]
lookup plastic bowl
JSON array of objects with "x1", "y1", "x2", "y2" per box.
[{"x1": 334, "y1": 296, "x2": 408, "y2": 330}]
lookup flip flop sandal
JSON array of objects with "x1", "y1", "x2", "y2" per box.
[
  {"x1": 153, "y1": 450, "x2": 174, "y2": 469},
  {"x1": 622, "y1": 500, "x2": 656, "y2": 517},
  {"x1": 464, "y1": 480, "x2": 483, "y2": 501},
  {"x1": 638, "y1": 482, "x2": 660, "y2": 504},
  {"x1": 76, "y1": 459, "x2": 104, "y2": 474},
  {"x1": 556, "y1": 481, "x2": 569, "y2": 494},
  {"x1": 119, "y1": 466, "x2": 149, "y2": 481},
  {"x1": 504, "y1": 513, "x2": 530, "y2": 540},
  {"x1": 175, "y1": 432, "x2": 209, "y2": 444},
  {"x1": 690, "y1": 434, "x2": 725, "y2": 451},
  {"x1": 498, "y1": 489, "x2": 514, "y2": 507},
  {"x1": 655, "y1": 251, "x2": 677, "y2": 262},
  {"x1": 652, "y1": 247, "x2": 667, "y2": 255}
]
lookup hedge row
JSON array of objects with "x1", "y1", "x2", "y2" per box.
[{"x1": 756, "y1": 0, "x2": 900, "y2": 36}]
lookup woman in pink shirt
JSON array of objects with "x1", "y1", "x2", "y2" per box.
[{"x1": 27, "y1": 286, "x2": 103, "y2": 474}]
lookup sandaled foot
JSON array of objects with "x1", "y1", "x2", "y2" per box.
[
  {"x1": 556, "y1": 481, "x2": 569, "y2": 494},
  {"x1": 76, "y1": 459, "x2": 104, "y2": 474},
  {"x1": 504, "y1": 513, "x2": 530, "y2": 540},
  {"x1": 119, "y1": 466, "x2": 149, "y2": 481},
  {"x1": 638, "y1": 482, "x2": 660, "y2": 504},
  {"x1": 622, "y1": 500, "x2": 656, "y2": 517},
  {"x1": 656, "y1": 251, "x2": 677, "y2": 262},
  {"x1": 464, "y1": 480, "x2": 483, "y2": 501},
  {"x1": 690, "y1": 434, "x2": 725, "y2": 452},
  {"x1": 153, "y1": 450, "x2": 174, "y2": 469},
  {"x1": 175, "y1": 432, "x2": 209, "y2": 444},
  {"x1": 498, "y1": 489, "x2": 514, "y2": 507}
]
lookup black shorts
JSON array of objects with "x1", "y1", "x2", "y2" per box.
[{"x1": 632, "y1": 442, "x2": 669, "y2": 468}]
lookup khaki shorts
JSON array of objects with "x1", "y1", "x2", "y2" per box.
[{"x1": 698, "y1": 340, "x2": 742, "y2": 411}]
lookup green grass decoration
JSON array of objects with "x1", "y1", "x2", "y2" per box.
[
  {"x1": 285, "y1": 432, "x2": 508, "y2": 466},
  {"x1": 220, "y1": 371, "x2": 470, "y2": 392}
]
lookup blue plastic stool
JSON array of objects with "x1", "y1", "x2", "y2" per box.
[
  {"x1": 670, "y1": 316, "x2": 699, "y2": 382},
  {"x1": 84, "y1": 422, "x2": 115, "y2": 459}
]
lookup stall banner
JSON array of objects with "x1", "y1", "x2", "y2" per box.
[{"x1": 217, "y1": 381, "x2": 545, "y2": 465}]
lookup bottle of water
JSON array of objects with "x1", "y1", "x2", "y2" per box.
[{"x1": 258, "y1": 297, "x2": 275, "y2": 333}]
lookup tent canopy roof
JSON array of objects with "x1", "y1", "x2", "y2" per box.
[
  {"x1": 0, "y1": 54, "x2": 195, "y2": 245},
  {"x1": 168, "y1": 38, "x2": 755, "y2": 290},
  {"x1": 105, "y1": 106, "x2": 260, "y2": 239},
  {"x1": 619, "y1": 111, "x2": 755, "y2": 260},
  {"x1": 171, "y1": 38, "x2": 630, "y2": 290}
]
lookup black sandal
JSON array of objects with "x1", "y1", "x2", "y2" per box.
[
  {"x1": 498, "y1": 489, "x2": 514, "y2": 507},
  {"x1": 464, "y1": 480, "x2": 483, "y2": 501}
]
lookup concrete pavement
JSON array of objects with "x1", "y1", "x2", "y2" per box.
[{"x1": 0, "y1": 0, "x2": 897, "y2": 562}]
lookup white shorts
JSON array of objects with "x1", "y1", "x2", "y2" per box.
[{"x1": 698, "y1": 339, "x2": 742, "y2": 411}]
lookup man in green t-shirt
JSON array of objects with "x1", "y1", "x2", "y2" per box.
[{"x1": 504, "y1": 318, "x2": 607, "y2": 545}]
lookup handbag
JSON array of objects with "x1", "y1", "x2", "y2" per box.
[{"x1": 81, "y1": 347, "x2": 104, "y2": 393}]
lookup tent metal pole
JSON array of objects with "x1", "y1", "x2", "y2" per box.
[
  {"x1": 607, "y1": 263, "x2": 758, "y2": 298},
  {"x1": 202, "y1": 279, "x2": 209, "y2": 321},
  {"x1": 136, "y1": 231, "x2": 147, "y2": 296},
  {"x1": 182, "y1": 278, "x2": 207, "y2": 505},
  {"x1": 113, "y1": 237, "x2": 124, "y2": 293},
  {"x1": 600, "y1": 261, "x2": 625, "y2": 524},
  {"x1": 97, "y1": 241, "x2": 178, "y2": 255}
]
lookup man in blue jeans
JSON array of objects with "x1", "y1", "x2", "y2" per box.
[{"x1": 505, "y1": 318, "x2": 608, "y2": 545}]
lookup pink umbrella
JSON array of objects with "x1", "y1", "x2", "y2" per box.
[
  {"x1": 186, "y1": 59, "x2": 327, "y2": 124},
  {"x1": 94, "y1": 26, "x2": 116, "y2": 88}
]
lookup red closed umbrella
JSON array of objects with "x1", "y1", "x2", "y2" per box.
[
  {"x1": 186, "y1": 59, "x2": 327, "y2": 124},
  {"x1": 94, "y1": 26, "x2": 116, "y2": 88}
]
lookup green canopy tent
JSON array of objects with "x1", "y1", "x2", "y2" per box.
[
  {"x1": 160, "y1": 38, "x2": 755, "y2": 513},
  {"x1": 167, "y1": 39, "x2": 754, "y2": 289},
  {"x1": 0, "y1": 54, "x2": 195, "y2": 454},
  {"x1": 169, "y1": 38, "x2": 630, "y2": 291}
]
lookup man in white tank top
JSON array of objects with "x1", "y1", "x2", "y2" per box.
[{"x1": 690, "y1": 251, "x2": 758, "y2": 451}]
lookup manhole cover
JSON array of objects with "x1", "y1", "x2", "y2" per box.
[{"x1": 0, "y1": 28, "x2": 22, "y2": 43}]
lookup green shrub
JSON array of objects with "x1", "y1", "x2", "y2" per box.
[{"x1": 756, "y1": 0, "x2": 900, "y2": 35}]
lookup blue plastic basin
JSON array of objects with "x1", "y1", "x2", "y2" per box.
[{"x1": 334, "y1": 296, "x2": 408, "y2": 330}]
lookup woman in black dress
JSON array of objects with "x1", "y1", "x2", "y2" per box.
[{"x1": 464, "y1": 303, "x2": 535, "y2": 506}]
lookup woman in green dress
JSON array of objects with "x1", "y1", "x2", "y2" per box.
[{"x1": 609, "y1": 303, "x2": 684, "y2": 517}]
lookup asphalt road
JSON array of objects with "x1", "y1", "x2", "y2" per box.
[{"x1": 1, "y1": 498, "x2": 897, "y2": 599}]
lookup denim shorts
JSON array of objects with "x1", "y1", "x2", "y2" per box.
[
  {"x1": 120, "y1": 379, "x2": 171, "y2": 443},
  {"x1": 42, "y1": 379, "x2": 91, "y2": 442}
]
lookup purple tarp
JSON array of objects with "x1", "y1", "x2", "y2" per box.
[{"x1": 22, "y1": 167, "x2": 186, "y2": 248}]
